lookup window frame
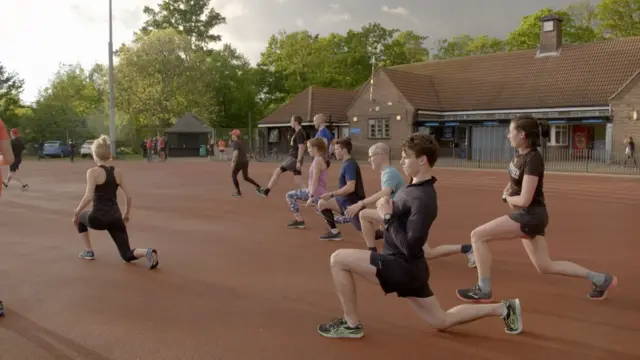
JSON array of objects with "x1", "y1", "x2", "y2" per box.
[{"x1": 367, "y1": 118, "x2": 390, "y2": 139}]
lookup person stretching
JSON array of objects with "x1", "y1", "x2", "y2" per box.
[
  {"x1": 316, "y1": 137, "x2": 365, "y2": 241},
  {"x1": 73, "y1": 135, "x2": 159, "y2": 269},
  {"x1": 456, "y1": 115, "x2": 615, "y2": 303},
  {"x1": 317, "y1": 133, "x2": 522, "y2": 339},
  {"x1": 258, "y1": 115, "x2": 307, "y2": 197},
  {"x1": 0, "y1": 118, "x2": 14, "y2": 317},
  {"x1": 345, "y1": 142, "x2": 476, "y2": 268},
  {"x1": 230, "y1": 129, "x2": 262, "y2": 197},
  {"x1": 2, "y1": 128, "x2": 29, "y2": 191},
  {"x1": 285, "y1": 138, "x2": 328, "y2": 228}
]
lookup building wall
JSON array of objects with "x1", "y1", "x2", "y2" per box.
[
  {"x1": 611, "y1": 76, "x2": 640, "y2": 153},
  {"x1": 346, "y1": 71, "x2": 414, "y2": 159}
]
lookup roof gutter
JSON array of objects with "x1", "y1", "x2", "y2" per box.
[
  {"x1": 258, "y1": 122, "x2": 350, "y2": 128},
  {"x1": 417, "y1": 106, "x2": 609, "y2": 116}
]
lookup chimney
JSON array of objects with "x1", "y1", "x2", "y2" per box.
[{"x1": 538, "y1": 14, "x2": 563, "y2": 56}]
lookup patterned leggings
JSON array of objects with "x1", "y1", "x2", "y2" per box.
[{"x1": 285, "y1": 189, "x2": 318, "y2": 215}]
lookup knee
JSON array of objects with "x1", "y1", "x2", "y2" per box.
[
  {"x1": 470, "y1": 227, "x2": 489, "y2": 245},
  {"x1": 329, "y1": 249, "x2": 348, "y2": 269}
]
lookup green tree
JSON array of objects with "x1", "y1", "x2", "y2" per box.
[
  {"x1": 0, "y1": 62, "x2": 25, "y2": 128},
  {"x1": 27, "y1": 64, "x2": 103, "y2": 142},
  {"x1": 140, "y1": 0, "x2": 226, "y2": 47},
  {"x1": 382, "y1": 31, "x2": 430, "y2": 66},
  {"x1": 432, "y1": 35, "x2": 506, "y2": 59},
  {"x1": 506, "y1": 7, "x2": 601, "y2": 51},
  {"x1": 596, "y1": 0, "x2": 640, "y2": 37},
  {"x1": 115, "y1": 29, "x2": 200, "y2": 137}
]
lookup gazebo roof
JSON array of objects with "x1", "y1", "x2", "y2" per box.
[{"x1": 165, "y1": 113, "x2": 212, "y2": 133}]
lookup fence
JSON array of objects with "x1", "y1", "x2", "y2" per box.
[{"x1": 437, "y1": 147, "x2": 640, "y2": 175}]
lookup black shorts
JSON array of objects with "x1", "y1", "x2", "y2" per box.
[
  {"x1": 509, "y1": 205, "x2": 548, "y2": 239},
  {"x1": 370, "y1": 252, "x2": 432, "y2": 298},
  {"x1": 279, "y1": 157, "x2": 302, "y2": 176},
  {"x1": 9, "y1": 158, "x2": 21, "y2": 172}
]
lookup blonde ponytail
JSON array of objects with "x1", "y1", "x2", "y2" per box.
[{"x1": 92, "y1": 135, "x2": 111, "y2": 160}]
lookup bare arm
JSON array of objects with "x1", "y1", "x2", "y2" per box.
[
  {"x1": 74, "y1": 169, "x2": 96, "y2": 216},
  {"x1": 330, "y1": 180, "x2": 355, "y2": 197},
  {"x1": 118, "y1": 171, "x2": 132, "y2": 217},
  {"x1": 503, "y1": 182, "x2": 511, "y2": 194},
  {"x1": 232, "y1": 149, "x2": 239, "y2": 164},
  {"x1": 361, "y1": 187, "x2": 392, "y2": 208},
  {"x1": 0, "y1": 139, "x2": 13, "y2": 165},
  {"x1": 297, "y1": 144, "x2": 306, "y2": 162},
  {"x1": 507, "y1": 175, "x2": 537, "y2": 208}
]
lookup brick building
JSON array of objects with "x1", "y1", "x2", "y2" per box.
[{"x1": 260, "y1": 15, "x2": 640, "y2": 160}]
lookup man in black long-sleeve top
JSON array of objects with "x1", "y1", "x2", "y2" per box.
[{"x1": 317, "y1": 133, "x2": 523, "y2": 339}]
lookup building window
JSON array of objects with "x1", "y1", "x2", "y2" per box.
[
  {"x1": 442, "y1": 127, "x2": 454, "y2": 140},
  {"x1": 549, "y1": 125, "x2": 569, "y2": 146},
  {"x1": 368, "y1": 118, "x2": 390, "y2": 139}
]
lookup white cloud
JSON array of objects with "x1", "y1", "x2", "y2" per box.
[
  {"x1": 276, "y1": 0, "x2": 287, "y2": 3},
  {"x1": 381, "y1": 5, "x2": 408, "y2": 16},
  {"x1": 381, "y1": 5, "x2": 418, "y2": 24},
  {"x1": 318, "y1": 4, "x2": 351, "y2": 24},
  {"x1": 0, "y1": 0, "x2": 260, "y2": 103},
  {"x1": 295, "y1": 18, "x2": 305, "y2": 28}
]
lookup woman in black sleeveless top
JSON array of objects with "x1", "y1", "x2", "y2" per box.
[
  {"x1": 456, "y1": 115, "x2": 615, "y2": 303},
  {"x1": 72, "y1": 135, "x2": 158, "y2": 269}
]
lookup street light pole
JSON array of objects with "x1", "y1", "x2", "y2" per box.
[{"x1": 108, "y1": 0, "x2": 117, "y2": 156}]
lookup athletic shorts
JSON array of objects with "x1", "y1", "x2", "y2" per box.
[
  {"x1": 370, "y1": 252, "x2": 433, "y2": 298},
  {"x1": 9, "y1": 158, "x2": 21, "y2": 172},
  {"x1": 279, "y1": 157, "x2": 302, "y2": 176},
  {"x1": 509, "y1": 205, "x2": 548, "y2": 239}
]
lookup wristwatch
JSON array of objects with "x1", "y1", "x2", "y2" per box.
[{"x1": 383, "y1": 213, "x2": 392, "y2": 221}]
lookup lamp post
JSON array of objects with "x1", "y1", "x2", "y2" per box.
[{"x1": 108, "y1": 0, "x2": 117, "y2": 156}]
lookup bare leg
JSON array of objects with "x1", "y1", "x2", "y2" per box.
[
  {"x1": 7, "y1": 173, "x2": 25, "y2": 186},
  {"x1": 456, "y1": 216, "x2": 523, "y2": 302},
  {"x1": 293, "y1": 174, "x2": 304, "y2": 189},
  {"x1": 266, "y1": 168, "x2": 283, "y2": 190},
  {"x1": 81, "y1": 232, "x2": 93, "y2": 252},
  {"x1": 317, "y1": 249, "x2": 378, "y2": 338},
  {"x1": 407, "y1": 296, "x2": 522, "y2": 334},
  {"x1": 358, "y1": 209, "x2": 380, "y2": 249},
  {"x1": 425, "y1": 244, "x2": 476, "y2": 268},
  {"x1": 522, "y1": 236, "x2": 616, "y2": 300}
]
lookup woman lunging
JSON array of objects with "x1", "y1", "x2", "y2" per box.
[
  {"x1": 285, "y1": 138, "x2": 328, "y2": 229},
  {"x1": 456, "y1": 115, "x2": 615, "y2": 303},
  {"x1": 73, "y1": 135, "x2": 158, "y2": 269}
]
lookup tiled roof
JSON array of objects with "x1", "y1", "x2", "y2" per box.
[
  {"x1": 259, "y1": 86, "x2": 357, "y2": 125},
  {"x1": 387, "y1": 36, "x2": 640, "y2": 111},
  {"x1": 166, "y1": 113, "x2": 211, "y2": 133}
]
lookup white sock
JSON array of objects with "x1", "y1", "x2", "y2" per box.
[{"x1": 330, "y1": 228, "x2": 340, "y2": 234}]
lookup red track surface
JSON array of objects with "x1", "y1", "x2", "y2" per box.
[{"x1": 0, "y1": 159, "x2": 638, "y2": 360}]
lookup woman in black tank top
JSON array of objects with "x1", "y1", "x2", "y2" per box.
[
  {"x1": 72, "y1": 135, "x2": 158, "y2": 269},
  {"x1": 456, "y1": 115, "x2": 615, "y2": 304}
]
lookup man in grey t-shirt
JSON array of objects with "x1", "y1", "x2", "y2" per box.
[{"x1": 345, "y1": 142, "x2": 476, "y2": 267}]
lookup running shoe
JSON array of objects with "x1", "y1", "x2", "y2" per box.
[
  {"x1": 588, "y1": 274, "x2": 617, "y2": 300},
  {"x1": 287, "y1": 220, "x2": 305, "y2": 229},
  {"x1": 256, "y1": 187, "x2": 269, "y2": 197},
  {"x1": 146, "y1": 249, "x2": 159, "y2": 270},
  {"x1": 456, "y1": 284, "x2": 493, "y2": 303},
  {"x1": 232, "y1": 192, "x2": 242, "y2": 197},
  {"x1": 78, "y1": 250, "x2": 95, "y2": 260},
  {"x1": 317, "y1": 317, "x2": 363, "y2": 339},
  {"x1": 21, "y1": 184, "x2": 29, "y2": 191},
  {"x1": 1, "y1": 181, "x2": 6, "y2": 188},
  {"x1": 502, "y1": 299, "x2": 522, "y2": 334},
  {"x1": 319, "y1": 231, "x2": 343, "y2": 241}
]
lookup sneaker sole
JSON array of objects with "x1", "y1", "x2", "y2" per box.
[
  {"x1": 79, "y1": 254, "x2": 95, "y2": 260},
  {"x1": 287, "y1": 225, "x2": 305, "y2": 229},
  {"x1": 505, "y1": 298, "x2": 523, "y2": 335},
  {"x1": 146, "y1": 249, "x2": 159, "y2": 270},
  {"x1": 588, "y1": 276, "x2": 617, "y2": 301},
  {"x1": 455, "y1": 292, "x2": 493, "y2": 303},
  {"x1": 317, "y1": 329, "x2": 364, "y2": 339},
  {"x1": 319, "y1": 236, "x2": 343, "y2": 241}
]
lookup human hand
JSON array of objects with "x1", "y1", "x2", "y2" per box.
[
  {"x1": 320, "y1": 192, "x2": 332, "y2": 201},
  {"x1": 305, "y1": 197, "x2": 315, "y2": 207},
  {"x1": 123, "y1": 214, "x2": 130, "y2": 223},
  {"x1": 376, "y1": 197, "x2": 393, "y2": 219},
  {"x1": 72, "y1": 215, "x2": 79, "y2": 227},
  {"x1": 345, "y1": 201, "x2": 362, "y2": 218}
]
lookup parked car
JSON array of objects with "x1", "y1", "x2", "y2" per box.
[
  {"x1": 42, "y1": 141, "x2": 72, "y2": 158},
  {"x1": 80, "y1": 140, "x2": 94, "y2": 158}
]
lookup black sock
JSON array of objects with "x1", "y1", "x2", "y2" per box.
[
  {"x1": 264, "y1": 188, "x2": 270, "y2": 195},
  {"x1": 461, "y1": 244, "x2": 472, "y2": 254},
  {"x1": 368, "y1": 247, "x2": 377, "y2": 252},
  {"x1": 321, "y1": 209, "x2": 337, "y2": 229}
]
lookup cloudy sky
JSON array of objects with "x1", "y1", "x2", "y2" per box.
[{"x1": 0, "y1": 0, "x2": 581, "y2": 102}]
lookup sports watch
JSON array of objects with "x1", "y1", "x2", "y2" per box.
[{"x1": 383, "y1": 213, "x2": 392, "y2": 221}]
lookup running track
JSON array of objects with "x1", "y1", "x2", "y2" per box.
[{"x1": 0, "y1": 159, "x2": 638, "y2": 360}]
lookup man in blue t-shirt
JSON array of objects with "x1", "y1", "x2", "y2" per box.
[
  {"x1": 344, "y1": 142, "x2": 476, "y2": 267},
  {"x1": 313, "y1": 113, "x2": 334, "y2": 167},
  {"x1": 316, "y1": 137, "x2": 365, "y2": 241}
]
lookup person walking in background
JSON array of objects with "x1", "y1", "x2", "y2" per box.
[
  {"x1": 2, "y1": 128, "x2": 29, "y2": 191},
  {"x1": 218, "y1": 138, "x2": 227, "y2": 161},
  {"x1": 37, "y1": 139, "x2": 44, "y2": 161},
  {"x1": 69, "y1": 140, "x2": 76, "y2": 163},
  {"x1": 157, "y1": 135, "x2": 166, "y2": 162},
  {"x1": 141, "y1": 139, "x2": 147, "y2": 159},
  {"x1": 624, "y1": 136, "x2": 636, "y2": 166},
  {"x1": 208, "y1": 138, "x2": 215, "y2": 161},
  {"x1": 146, "y1": 137, "x2": 153, "y2": 162}
]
